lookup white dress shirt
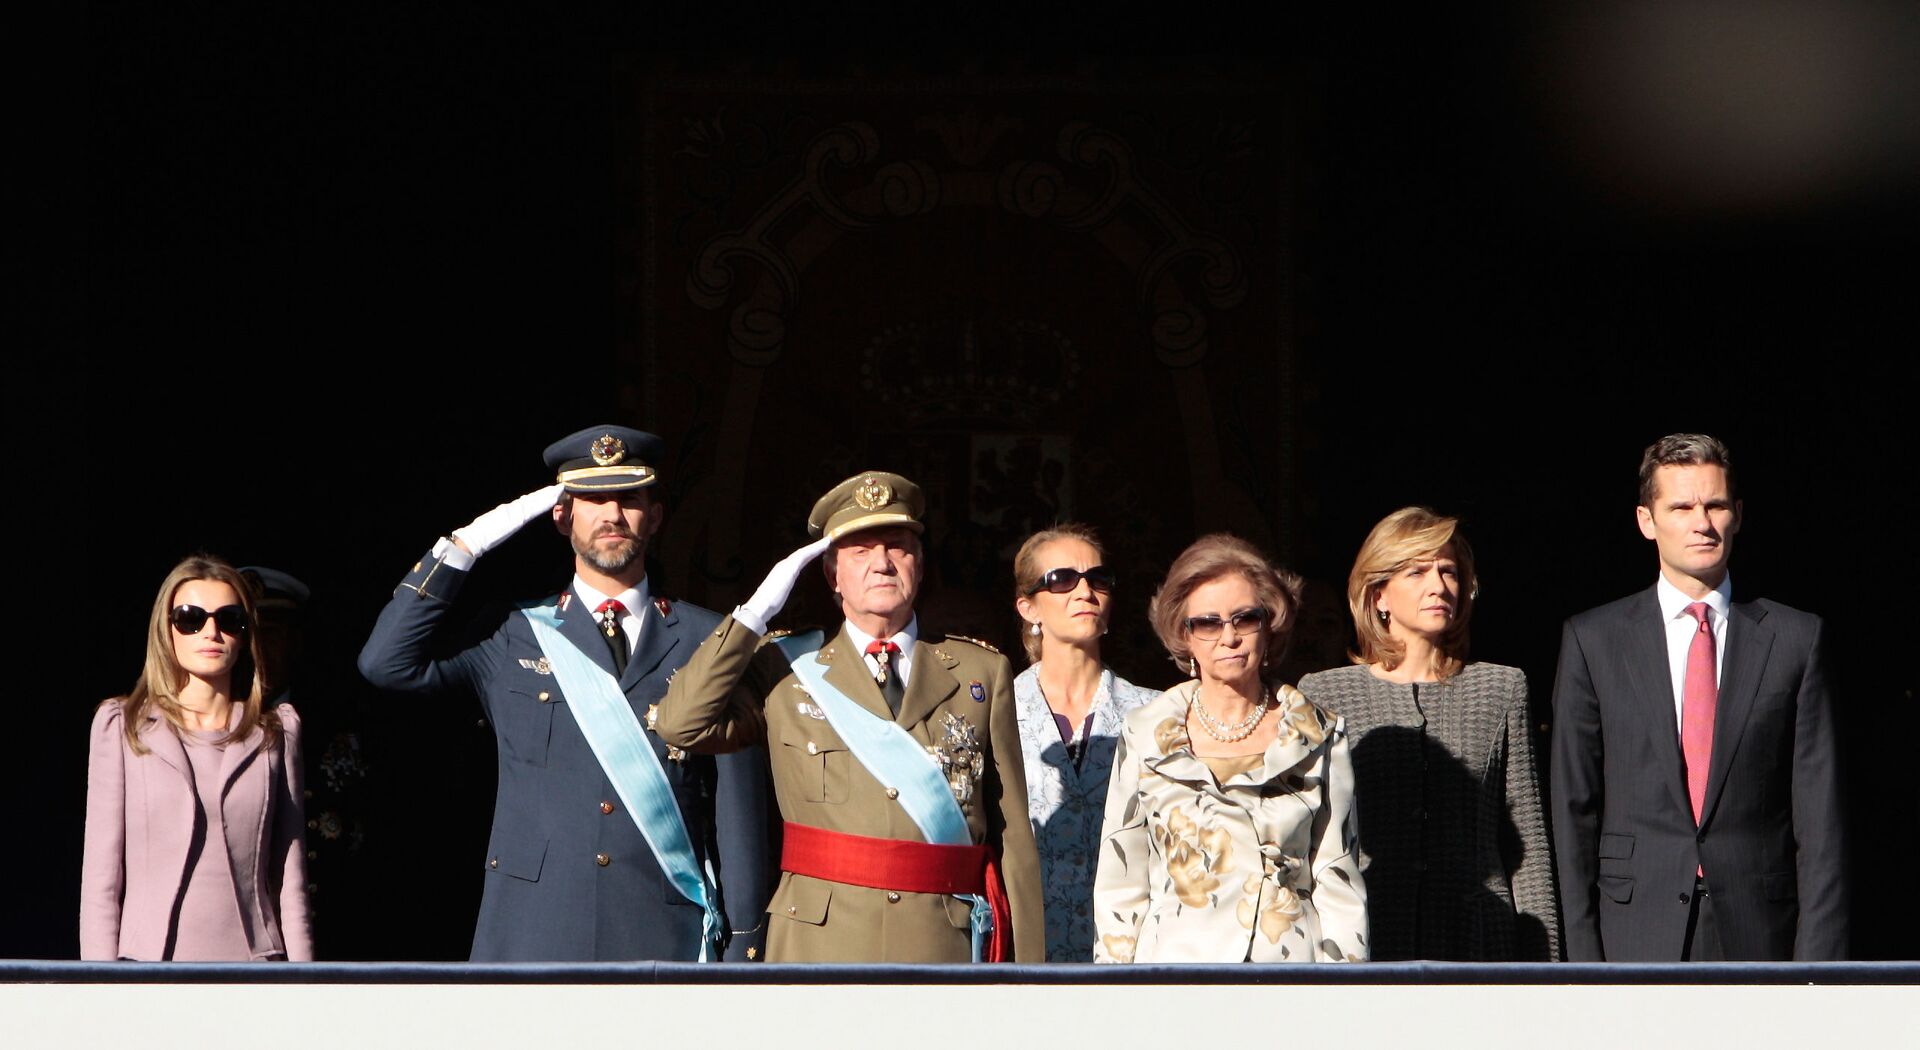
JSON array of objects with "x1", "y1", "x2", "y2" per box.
[
  {"x1": 1655, "y1": 572, "x2": 1732, "y2": 730},
  {"x1": 841, "y1": 616, "x2": 919, "y2": 689},
  {"x1": 572, "y1": 575, "x2": 650, "y2": 655}
]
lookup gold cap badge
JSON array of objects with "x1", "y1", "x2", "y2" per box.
[
  {"x1": 852, "y1": 475, "x2": 892, "y2": 511},
  {"x1": 590, "y1": 434, "x2": 627, "y2": 466}
]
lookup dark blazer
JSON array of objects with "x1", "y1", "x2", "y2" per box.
[
  {"x1": 1550, "y1": 585, "x2": 1847, "y2": 961},
  {"x1": 357, "y1": 548, "x2": 773, "y2": 962}
]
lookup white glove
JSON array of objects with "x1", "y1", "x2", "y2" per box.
[
  {"x1": 733, "y1": 536, "x2": 833, "y2": 635},
  {"x1": 449, "y1": 483, "x2": 567, "y2": 559}
]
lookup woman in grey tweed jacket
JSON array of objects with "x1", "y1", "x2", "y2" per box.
[{"x1": 1298, "y1": 508, "x2": 1560, "y2": 961}]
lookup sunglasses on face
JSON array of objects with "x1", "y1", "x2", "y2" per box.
[
  {"x1": 1027, "y1": 566, "x2": 1116, "y2": 596},
  {"x1": 1184, "y1": 607, "x2": 1270, "y2": 641},
  {"x1": 170, "y1": 604, "x2": 249, "y2": 636}
]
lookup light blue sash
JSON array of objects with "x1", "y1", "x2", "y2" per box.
[
  {"x1": 774, "y1": 631, "x2": 993, "y2": 959},
  {"x1": 521, "y1": 605, "x2": 722, "y2": 961}
]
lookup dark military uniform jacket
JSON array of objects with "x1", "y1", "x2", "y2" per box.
[
  {"x1": 357, "y1": 548, "x2": 773, "y2": 962},
  {"x1": 654, "y1": 615, "x2": 1043, "y2": 963}
]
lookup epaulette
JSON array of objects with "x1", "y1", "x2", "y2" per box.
[
  {"x1": 943, "y1": 634, "x2": 1001, "y2": 656},
  {"x1": 752, "y1": 626, "x2": 806, "y2": 652}
]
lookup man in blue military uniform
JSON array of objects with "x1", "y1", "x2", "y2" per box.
[{"x1": 358, "y1": 425, "x2": 772, "y2": 961}]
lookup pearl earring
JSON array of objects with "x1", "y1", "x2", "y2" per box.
[
  {"x1": 1377, "y1": 608, "x2": 1390, "y2": 624},
  {"x1": 1029, "y1": 623, "x2": 1041, "y2": 637}
]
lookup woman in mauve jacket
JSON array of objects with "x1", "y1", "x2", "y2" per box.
[{"x1": 81, "y1": 554, "x2": 311, "y2": 962}]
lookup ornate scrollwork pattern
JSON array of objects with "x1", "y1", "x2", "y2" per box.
[
  {"x1": 686, "y1": 122, "x2": 942, "y2": 365},
  {"x1": 997, "y1": 121, "x2": 1248, "y2": 367}
]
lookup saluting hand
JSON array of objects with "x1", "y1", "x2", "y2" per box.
[
  {"x1": 450, "y1": 483, "x2": 568, "y2": 556},
  {"x1": 734, "y1": 535, "x2": 834, "y2": 635}
]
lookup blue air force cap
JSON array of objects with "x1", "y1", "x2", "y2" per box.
[{"x1": 543, "y1": 425, "x2": 666, "y2": 493}]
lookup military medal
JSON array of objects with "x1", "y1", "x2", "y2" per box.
[{"x1": 929, "y1": 712, "x2": 986, "y2": 809}]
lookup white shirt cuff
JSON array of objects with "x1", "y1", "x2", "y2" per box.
[
  {"x1": 731, "y1": 605, "x2": 769, "y2": 636},
  {"x1": 431, "y1": 536, "x2": 477, "y2": 571}
]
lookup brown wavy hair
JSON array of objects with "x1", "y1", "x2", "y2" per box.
[
  {"x1": 116, "y1": 554, "x2": 278, "y2": 755},
  {"x1": 1346, "y1": 507, "x2": 1478, "y2": 679},
  {"x1": 1148, "y1": 533, "x2": 1303, "y2": 679}
]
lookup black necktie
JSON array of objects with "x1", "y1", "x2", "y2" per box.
[
  {"x1": 866, "y1": 640, "x2": 904, "y2": 716},
  {"x1": 596, "y1": 599, "x2": 629, "y2": 676}
]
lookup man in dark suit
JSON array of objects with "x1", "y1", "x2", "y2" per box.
[
  {"x1": 358, "y1": 426, "x2": 771, "y2": 962},
  {"x1": 1551, "y1": 433, "x2": 1846, "y2": 961}
]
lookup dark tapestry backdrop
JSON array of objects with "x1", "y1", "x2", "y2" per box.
[
  {"x1": 39, "y1": 7, "x2": 1917, "y2": 962},
  {"x1": 628, "y1": 73, "x2": 1298, "y2": 680}
]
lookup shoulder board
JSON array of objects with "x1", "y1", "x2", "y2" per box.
[{"x1": 943, "y1": 634, "x2": 1001, "y2": 656}]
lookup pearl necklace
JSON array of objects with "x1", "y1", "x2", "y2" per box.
[{"x1": 1190, "y1": 686, "x2": 1271, "y2": 742}]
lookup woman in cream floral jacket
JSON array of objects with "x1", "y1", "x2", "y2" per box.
[{"x1": 1093, "y1": 535, "x2": 1367, "y2": 963}]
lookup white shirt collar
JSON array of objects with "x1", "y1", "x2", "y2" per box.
[
  {"x1": 1655, "y1": 572, "x2": 1732, "y2": 622},
  {"x1": 843, "y1": 614, "x2": 918, "y2": 655},
  {"x1": 571, "y1": 577, "x2": 651, "y2": 655}
]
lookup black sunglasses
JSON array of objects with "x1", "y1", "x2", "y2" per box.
[
  {"x1": 1184, "y1": 607, "x2": 1270, "y2": 641},
  {"x1": 170, "y1": 604, "x2": 249, "y2": 636},
  {"x1": 1027, "y1": 566, "x2": 1116, "y2": 596}
]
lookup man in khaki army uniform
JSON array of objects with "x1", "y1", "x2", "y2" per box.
[{"x1": 654, "y1": 471, "x2": 1042, "y2": 962}]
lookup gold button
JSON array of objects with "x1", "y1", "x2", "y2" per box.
[
  {"x1": 806, "y1": 741, "x2": 819, "y2": 755},
  {"x1": 412, "y1": 562, "x2": 422, "y2": 573},
  {"x1": 595, "y1": 853, "x2": 611, "y2": 867},
  {"x1": 538, "y1": 691, "x2": 551, "y2": 702},
  {"x1": 885, "y1": 787, "x2": 899, "y2": 800},
  {"x1": 886, "y1": 892, "x2": 901, "y2": 903},
  {"x1": 600, "y1": 801, "x2": 615, "y2": 814},
  {"x1": 786, "y1": 906, "x2": 797, "y2": 915},
  {"x1": 488, "y1": 857, "x2": 499, "y2": 869}
]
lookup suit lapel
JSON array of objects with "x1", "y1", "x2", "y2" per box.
[
  {"x1": 621, "y1": 597, "x2": 678, "y2": 693},
  {"x1": 555, "y1": 587, "x2": 622, "y2": 680},
  {"x1": 1623, "y1": 587, "x2": 1695, "y2": 818},
  {"x1": 897, "y1": 639, "x2": 959, "y2": 730},
  {"x1": 820, "y1": 623, "x2": 894, "y2": 722},
  {"x1": 215, "y1": 721, "x2": 263, "y2": 799},
  {"x1": 1701, "y1": 600, "x2": 1773, "y2": 826},
  {"x1": 141, "y1": 713, "x2": 193, "y2": 784}
]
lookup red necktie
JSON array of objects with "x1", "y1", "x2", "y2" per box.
[
  {"x1": 1680, "y1": 602, "x2": 1717, "y2": 826},
  {"x1": 596, "y1": 599, "x2": 629, "y2": 675},
  {"x1": 865, "y1": 640, "x2": 904, "y2": 714}
]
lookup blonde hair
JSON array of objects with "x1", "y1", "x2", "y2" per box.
[
  {"x1": 1148, "y1": 533, "x2": 1302, "y2": 678},
  {"x1": 117, "y1": 554, "x2": 278, "y2": 755},
  {"x1": 1011, "y1": 524, "x2": 1105, "y2": 665},
  {"x1": 1346, "y1": 507, "x2": 1478, "y2": 679}
]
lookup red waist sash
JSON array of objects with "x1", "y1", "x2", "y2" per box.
[{"x1": 780, "y1": 822, "x2": 1012, "y2": 961}]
